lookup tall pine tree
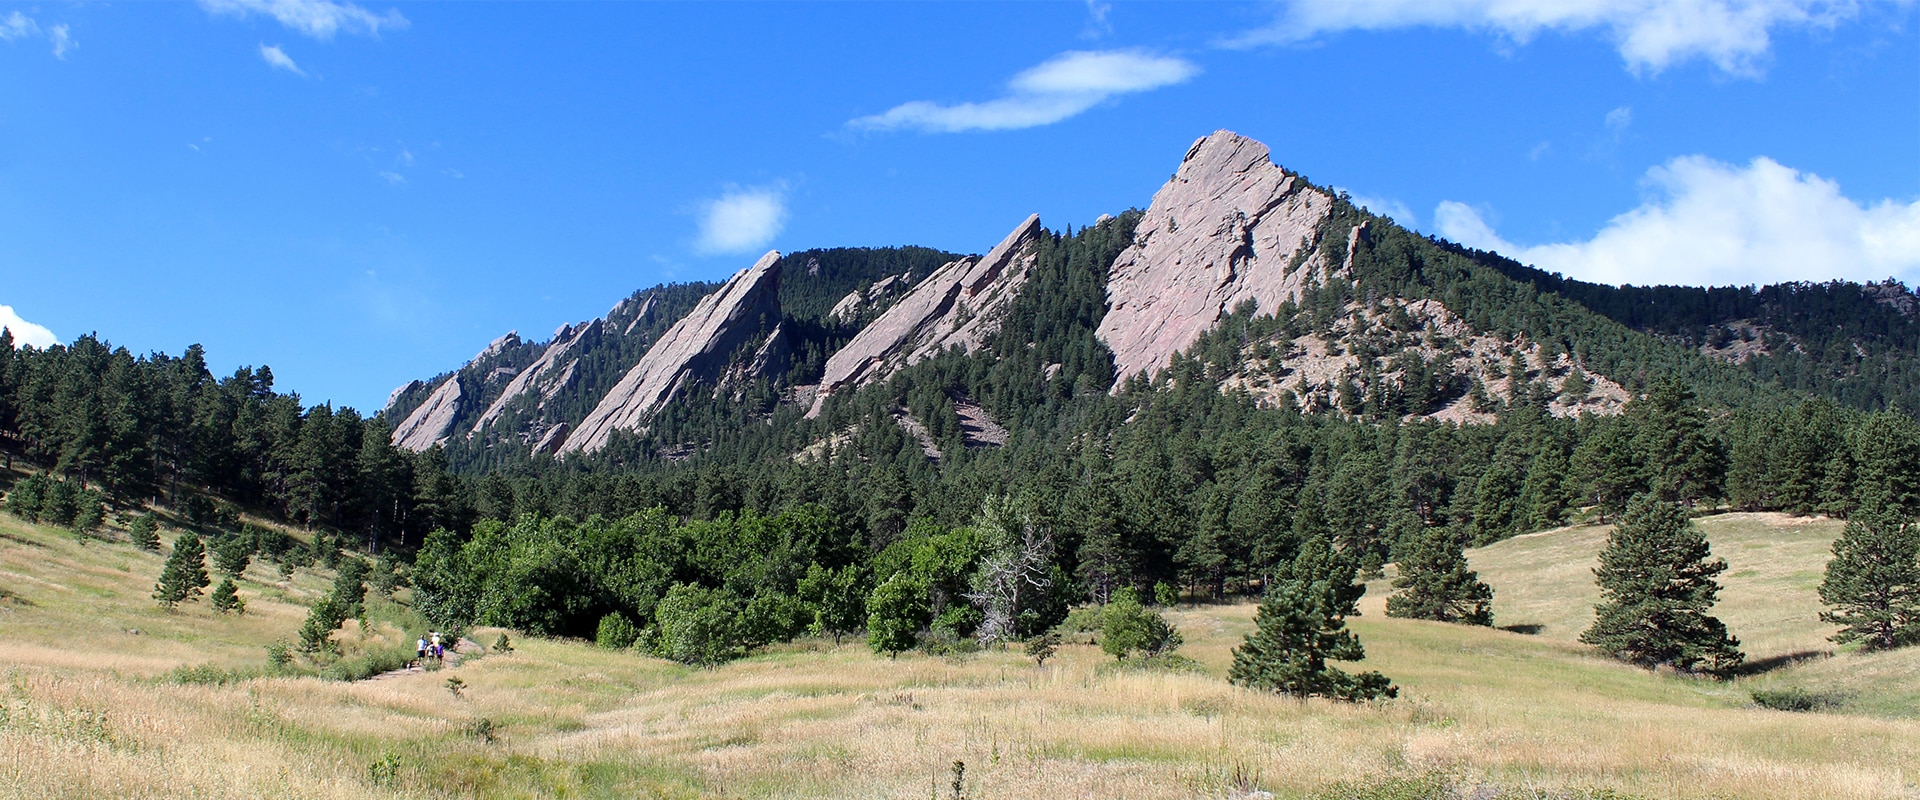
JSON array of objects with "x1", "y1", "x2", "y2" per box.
[
  {"x1": 1386, "y1": 527, "x2": 1494, "y2": 626},
  {"x1": 1229, "y1": 537, "x2": 1395, "y2": 701},
  {"x1": 1581, "y1": 496, "x2": 1743, "y2": 674},
  {"x1": 1818, "y1": 508, "x2": 1920, "y2": 651}
]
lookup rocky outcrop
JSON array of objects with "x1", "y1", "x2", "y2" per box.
[
  {"x1": 469, "y1": 318, "x2": 603, "y2": 436},
  {"x1": 1096, "y1": 130, "x2": 1342, "y2": 386},
  {"x1": 560, "y1": 251, "x2": 784, "y2": 455},
  {"x1": 391, "y1": 376, "x2": 462, "y2": 452},
  {"x1": 808, "y1": 215, "x2": 1043, "y2": 417}
]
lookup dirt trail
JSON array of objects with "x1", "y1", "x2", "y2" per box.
[{"x1": 367, "y1": 637, "x2": 482, "y2": 681}]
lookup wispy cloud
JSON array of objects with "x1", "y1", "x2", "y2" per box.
[
  {"x1": 1, "y1": 305, "x2": 58, "y2": 349},
  {"x1": 200, "y1": 0, "x2": 407, "y2": 40},
  {"x1": 849, "y1": 50, "x2": 1200, "y2": 133},
  {"x1": 377, "y1": 170, "x2": 407, "y2": 186},
  {"x1": 1, "y1": 11, "x2": 76, "y2": 59},
  {"x1": 1435, "y1": 155, "x2": 1920, "y2": 287},
  {"x1": 697, "y1": 185, "x2": 787, "y2": 255},
  {"x1": 1230, "y1": 0, "x2": 1870, "y2": 76},
  {"x1": 1605, "y1": 106, "x2": 1633, "y2": 134},
  {"x1": 1341, "y1": 189, "x2": 1416, "y2": 227},
  {"x1": 259, "y1": 43, "x2": 306, "y2": 75},
  {"x1": 1083, "y1": 0, "x2": 1114, "y2": 37}
]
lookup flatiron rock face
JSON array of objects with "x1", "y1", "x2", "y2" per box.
[
  {"x1": 807, "y1": 214, "x2": 1043, "y2": 417},
  {"x1": 560, "y1": 250, "x2": 784, "y2": 455},
  {"x1": 391, "y1": 375, "x2": 463, "y2": 452},
  {"x1": 468, "y1": 318, "x2": 603, "y2": 437},
  {"x1": 1097, "y1": 130, "x2": 1341, "y2": 386}
]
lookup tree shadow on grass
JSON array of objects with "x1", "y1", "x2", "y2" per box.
[
  {"x1": 1498, "y1": 623, "x2": 1544, "y2": 635},
  {"x1": 1729, "y1": 649, "x2": 1832, "y2": 677}
]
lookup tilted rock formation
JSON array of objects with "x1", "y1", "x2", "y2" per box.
[
  {"x1": 391, "y1": 375, "x2": 463, "y2": 452},
  {"x1": 560, "y1": 251, "x2": 784, "y2": 455},
  {"x1": 469, "y1": 318, "x2": 603, "y2": 436},
  {"x1": 1097, "y1": 130, "x2": 1343, "y2": 386},
  {"x1": 807, "y1": 214, "x2": 1043, "y2": 417}
]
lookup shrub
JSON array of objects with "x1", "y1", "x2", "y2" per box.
[
  {"x1": 1750, "y1": 687, "x2": 1847, "y2": 712},
  {"x1": 595, "y1": 612, "x2": 639, "y2": 650},
  {"x1": 653, "y1": 583, "x2": 749, "y2": 667},
  {"x1": 1025, "y1": 631, "x2": 1061, "y2": 665},
  {"x1": 1100, "y1": 588, "x2": 1182, "y2": 660}
]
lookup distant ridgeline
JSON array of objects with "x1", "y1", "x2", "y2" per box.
[{"x1": 5, "y1": 130, "x2": 1920, "y2": 619}]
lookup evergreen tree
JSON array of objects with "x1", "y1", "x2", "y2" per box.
[
  {"x1": 1581, "y1": 496, "x2": 1743, "y2": 674},
  {"x1": 153, "y1": 533, "x2": 210, "y2": 609},
  {"x1": 1229, "y1": 538, "x2": 1395, "y2": 701},
  {"x1": 1818, "y1": 510, "x2": 1920, "y2": 651},
  {"x1": 128, "y1": 512, "x2": 160, "y2": 551},
  {"x1": 1386, "y1": 528, "x2": 1494, "y2": 625},
  {"x1": 210, "y1": 577, "x2": 245, "y2": 614},
  {"x1": 213, "y1": 534, "x2": 253, "y2": 577}
]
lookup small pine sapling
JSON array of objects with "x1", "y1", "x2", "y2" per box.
[
  {"x1": 128, "y1": 513, "x2": 160, "y2": 551},
  {"x1": 211, "y1": 577, "x2": 245, "y2": 615},
  {"x1": 153, "y1": 533, "x2": 211, "y2": 609},
  {"x1": 1024, "y1": 631, "x2": 1061, "y2": 666}
]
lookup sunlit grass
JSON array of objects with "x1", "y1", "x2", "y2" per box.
[{"x1": 3, "y1": 510, "x2": 1919, "y2": 798}]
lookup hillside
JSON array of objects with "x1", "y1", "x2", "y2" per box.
[{"x1": 4, "y1": 506, "x2": 1918, "y2": 799}]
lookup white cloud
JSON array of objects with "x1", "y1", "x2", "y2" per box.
[
  {"x1": 47, "y1": 24, "x2": 72, "y2": 58},
  {"x1": 697, "y1": 186, "x2": 787, "y2": 255},
  {"x1": 850, "y1": 50, "x2": 1200, "y2": 133},
  {"x1": 2, "y1": 11, "x2": 75, "y2": 58},
  {"x1": 1341, "y1": 189, "x2": 1416, "y2": 226},
  {"x1": 259, "y1": 43, "x2": 305, "y2": 75},
  {"x1": 0, "y1": 11, "x2": 38, "y2": 41},
  {"x1": 377, "y1": 170, "x2": 406, "y2": 185},
  {"x1": 1605, "y1": 106, "x2": 1633, "y2": 134},
  {"x1": 1435, "y1": 155, "x2": 1920, "y2": 287},
  {"x1": 200, "y1": 0, "x2": 407, "y2": 40},
  {"x1": 1234, "y1": 0, "x2": 1873, "y2": 76},
  {"x1": 0, "y1": 306, "x2": 58, "y2": 349}
]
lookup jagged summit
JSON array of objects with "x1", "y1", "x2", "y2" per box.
[
  {"x1": 560, "y1": 250, "x2": 785, "y2": 455},
  {"x1": 807, "y1": 214, "x2": 1043, "y2": 417},
  {"x1": 1097, "y1": 130, "x2": 1340, "y2": 387}
]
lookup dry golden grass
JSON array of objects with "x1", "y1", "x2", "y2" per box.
[{"x1": 3, "y1": 510, "x2": 1920, "y2": 799}]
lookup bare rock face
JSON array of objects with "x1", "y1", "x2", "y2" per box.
[
  {"x1": 391, "y1": 376, "x2": 462, "y2": 452},
  {"x1": 468, "y1": 318, "x2": 603, "y2": 436},
  {"x1": 1097, "y1": 130, "x2": 1341, "y2": 386},
  {"x1": 808, "y1": 214, "x2": 1043, "y2": 417},
  {"x1": 560, "y1": 251, "x2": 784, "y2": 455}
]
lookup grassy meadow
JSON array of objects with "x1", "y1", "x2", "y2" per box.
[{"x1": 2, "y1": 509, "x2": 1918, "y2": 799}]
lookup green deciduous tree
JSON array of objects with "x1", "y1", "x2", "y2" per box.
[
  {"x1": 1581, "y1": 496, "x2": 1743, "y2": 674},
  {"x1": 865, "y1": 573, "x2": 930, "y2": 657},
  {"x1": 653, "y1": 583, "x2": 748, "y2": 667}
]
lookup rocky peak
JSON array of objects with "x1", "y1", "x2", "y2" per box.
[
  {"x1": 1096, "y1": 130, "x2": 1343, "y2": 387},
  {"x1": 560, "y1": 250, "x2": 785, "y2": 455},
  {"x1": 391, "y1": 375, "x2": 463, "y2": 452},
  {"x1": 468, "y1": 317, "x2": 604, "y2": 436},
  {"x1": 807, "y1": 214, "x2": 1043, "y2": 417}
]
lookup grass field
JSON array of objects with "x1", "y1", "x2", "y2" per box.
[{"x1": 2, "y1": 510, "x2": 1918, "y2": 799}]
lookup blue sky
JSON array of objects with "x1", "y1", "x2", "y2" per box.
[{"x1": 2, "y1": 0, "x2": 1916, "y2": 412}]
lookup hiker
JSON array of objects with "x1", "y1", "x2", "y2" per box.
[{"x1": 415, "y1": 636, "x2": 428, "y2": 666}]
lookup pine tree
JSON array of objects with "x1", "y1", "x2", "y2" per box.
[
  {"x1": 1818, "y1": 510, "x2": 1920, "y2": 651},
  {"x1": 128, "y1": 512, "x2": 160, "y2": 551},
  {"x1": 210, "y1": 577, "x2": 245, "y2": 615},
  {"x1": 153, "y1": 533, "x2": 210, "y2": 609},
  {"x1": 1386, "y1": 528, "x2": 1494, "y2": 625},
  {"x1": 1229, "y1": 538, "x2": 1395, "y2": 701},
  {"x1": 213, "y1": 534, "x2": 253, "y2": 578},
  {"x1": 1581, "y1": 496, "x2": 1743, "y2": 674}
]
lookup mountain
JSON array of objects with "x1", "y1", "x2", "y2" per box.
[{"x1": 378, "y1": 129, "x2": 1920, "y2": 470}]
